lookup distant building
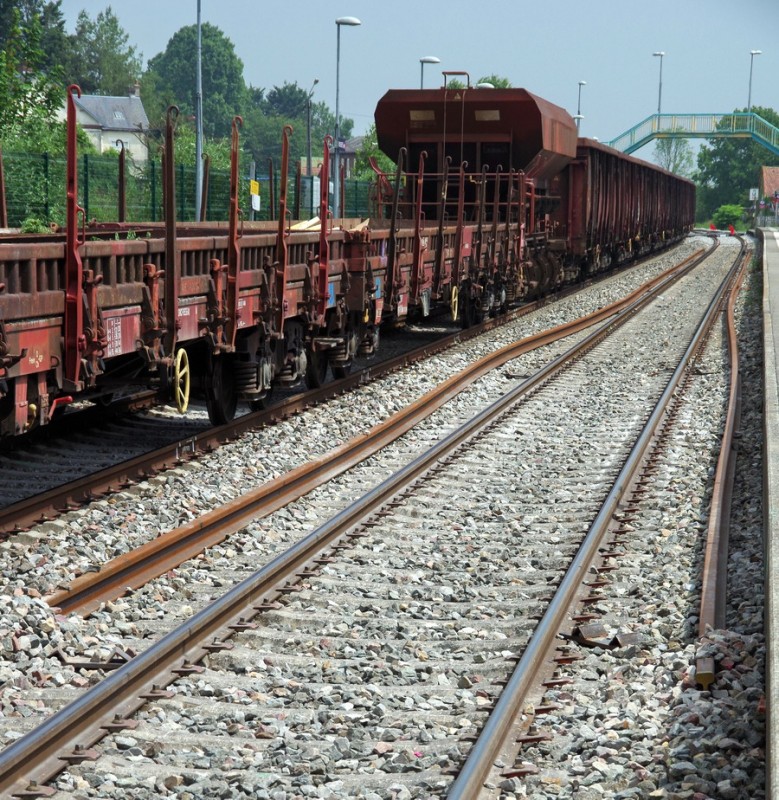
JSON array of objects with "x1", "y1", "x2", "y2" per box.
[
  {"x1": 299, "y1": 135, "x2": 365, "y2": 178},
  {"x1": 58, "y1": 84, "x2": 150, "y2": 162},
  {"x1": 341, "y1": 136, "x2": 363, "y2": 178},
  {"x1": 758, "y1": 166, "x2": 779, "y2": 226},
  {"x1": 761, "y1": 166, "x2": 779, "y2": 201}
]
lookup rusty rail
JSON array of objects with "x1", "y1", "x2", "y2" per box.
[
  {"x1": 447, "y1": 243, "x2": 742, "y2": 798},
  {"x1": 46, "y1": 249, "x2": 710, "y2": 616},
  {"x1": 696, "y1": 242, "x2": 748, "y2": 688},
  {"x1": 1, "y1": 247, "x2": 708, "y2": 537}
]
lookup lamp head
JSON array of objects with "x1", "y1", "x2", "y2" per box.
[
  {"x1": 420, "y1": 56, "x2": 441, "y2": 64},
  {"x1": 336, "y1": 16, "x2": 361, "y2": 26}
]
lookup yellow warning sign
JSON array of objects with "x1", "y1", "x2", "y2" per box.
[{"x1": 250, "y1": 180, "x2": 260, "y2": 196}]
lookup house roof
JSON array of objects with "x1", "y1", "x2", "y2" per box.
[
  {"x1": 344, "y1": 136, "x2": 364, "y2": 154},
  {"x1": 75, "y1": 94, "x2": 149, "y2": 132},
  {"x1": 762, "y1": 166, "x2": 779, "y2": 199}
]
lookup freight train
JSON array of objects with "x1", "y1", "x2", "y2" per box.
[{"x1": 0, "y1": 82, "x2": 694, "y2": 440}]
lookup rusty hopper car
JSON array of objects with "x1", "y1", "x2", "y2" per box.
[
  {"x1": 373, "y1": 82, "x2": 695, "y2": 323},
  {"x1": 0, "y1": 83, "x2": 694, "y2": 440}
]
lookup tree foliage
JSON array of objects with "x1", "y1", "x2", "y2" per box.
[
  {"x1": 0, "y1": 7, "x2": 62, "y2": 132},
  {"x1": 63, "y1": 6, "x2": 142, "y2": 96},
  {"x1": 712, "y1": 204, "x2": 743, "y2": 228},
  {"x1": 653, "y1": 133, "x2": 694, "y2": 177},
  {"x1": 477, "y1": 74, "x2": 512, "y2": 88},
  {"x1": 145, "y1": 23, "x2": 246, "y2": 138},
  {"x1": 0, "y1": 0, "x2": 67, "y2": 76},
  {"x1": 353, "y1": 123, "x2": 395, "y2": 180},
  {"x1": 240, "y1": 87, "x2": 347, "y2": 172},
  {"x1": 695, "y1": 105, "x2": 779, "y2": 218}
]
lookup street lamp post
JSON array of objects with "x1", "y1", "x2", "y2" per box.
[
  {"x1": 576, "y1": 80, "x2": 586, "y2": 131},
  {"x1": 306, "y1": 78, "x2": 319, "y2": 218},
  {"x1": 748, "y1": 49, "x2": 762, "y2": 115},
  {"x1": 306, "y1": 78, "x2": 319, "y2": 178},
  {"x1": 420, "y1": 56, "x2": 440, "y2": 89},
  {"x1": 652, "y1": 51, "x2": 665, "y2": 115},
  {"x1": 334, "y1": 16, "x2": 360, "y2": 220},
  {"x1": 195, "y1": 0, "x2": 203, "y2": 221}
]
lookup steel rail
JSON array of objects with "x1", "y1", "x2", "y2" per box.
[
  {"x1": 0, "y1": 299, "x2": 552, "y2": 535},
  {"x1": 0, "y1": 248, "x2": 713, "y2": 798},
  {"x1": 47, "y1": 251, "x2": 709, "y2": 616},
  {"x1": 0, "y1": 245, "x2": 709, "y2": 536},
  {"x1": 446, "y1": 246, "x2": 744, "y2": 798},
  {"x1": 696, "y1": 242, "x2": 748, "y2": 688}
]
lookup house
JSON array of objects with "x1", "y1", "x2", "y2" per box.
[
  {"x1": 60, "y1": 84, "x2": 150, "y2": 162},
  {"x1": 758, "y1": 165, "x2": 779, "y2": 226},
  {"x1": 299, "y1": 135, "x2": 364, "y2": 178},
  {"x1": 341, "y1": 135, "x2": 363, "y2": 178},
  {"x1": 760, "y1": 166, "x2": 779, "y2": 202}
]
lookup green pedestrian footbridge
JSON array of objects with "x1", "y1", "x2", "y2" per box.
[{"x1": 608, "y1": 112, "x2": 779, "y2": 156}]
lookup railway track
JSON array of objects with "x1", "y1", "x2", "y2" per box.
[
  {"x1": 0, "y1": 236, "x2": 750, "y2": 797},
  {"x1": 0, "y1": 241, "x2": 707, "y2": 536}
]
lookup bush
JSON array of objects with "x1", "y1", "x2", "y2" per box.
[
  {"x1": 712, "y1": 204, "x2": 743, "y2": 229},
  {"x1": 20, "y1": 217, "x2": 50, "y2": 234}
]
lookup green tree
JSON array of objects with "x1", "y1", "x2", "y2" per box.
[
  {"x1": 353, "y1": 123, "x2": 395, "y2": 180},
  {"x1": 654, "y1": 133, "x2": 694, "y2": 177},
  {"x1": 145, "y1": 23, "x2": 246, "y2": 138},
  {"x1": 0, "y1": 8, "x2": 61, "y2": 130},
  {"x1": 477, "y1": 74, "x2": 512, "y2": 88},
  {"x1": 264, "y1": 82, "x2": 309, "y2": 119},
  {"x1": 712, "y1": 204, "x2": 743, "y2": 229},
  {"x1": 166, "y1": 120, "x2": 232, "y2": 172},
  {"x1": 0, "y1": 1, "x2": 67, "y2": 76},
  {"x1": 63, "y1": 6, "x2": 142, "y2": 96},
  {"x1": 696, "y1": 105, "x2": 779, "y2": 219},
  {"x1": 240, "y1": 90, "x2": 345, "y2": 173}
]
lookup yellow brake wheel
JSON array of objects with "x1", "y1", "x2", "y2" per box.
[
  {"x1": 174, "y1": 348, "x2": 190, "y2": 414},
  {"x1": 450, "y1": 285, "x2": 459, "y2": 322}
]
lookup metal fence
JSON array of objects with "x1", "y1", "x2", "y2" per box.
[
  {"x1": 1, "y1": 150, "x2": 375, "y2": 228},
  {"x1": 757, "y1": 210, "x2": 779, "y2": 228}
]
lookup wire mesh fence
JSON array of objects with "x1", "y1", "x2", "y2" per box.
[{"x1": 0, "y1": 150, "x2": 376, "y2": 227}]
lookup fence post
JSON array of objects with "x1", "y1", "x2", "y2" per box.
[
  {"x1": 83, "y1": 153, "x2": 89, "y2": 221},
  {"x1": 179, "y1": 162, "x2": 185, "y2": 221},
  {"x1": 150, "y1": 160, "x2": 157, "y2": 222},
  {"x1": 43, "y1": 152, "x2": 50, "y2": 222}
]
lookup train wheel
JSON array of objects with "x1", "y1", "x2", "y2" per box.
[
  {"x1": 305, "y1": 346, "x2": 329, "y2": 388},
  {"x1": 173, "y1": 349, "x2": 191, "y2": 413},
  {"x1": 206, "y1": 356, "x2": 238, "y2": 425},
  {"x1": 332, "y1": 362, "x2": 352, "y2": 379}
]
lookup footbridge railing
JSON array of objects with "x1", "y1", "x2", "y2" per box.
[{"x1": 608, "y1": 112, "x2": 779, "y2": 157}]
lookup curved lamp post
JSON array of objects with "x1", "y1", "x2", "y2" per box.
[
  {"x1": 306, "y1": 78, "x2": 319, "y2": 179},
  {"x1": 576, "y1": 80, "x2": 586, "y2": 131},
  {"x1": 748, "y1": 49, "x2": 762, "y2": 115},
  {"x1": 420, "y1": 56, "x2": 440, "y2": 89},
  {"x1": 652, "y1": 51, "x2": 665, "y2": 114},
  {"x1": 333, "y1": 16, "x2": 361, "y2": 220}
]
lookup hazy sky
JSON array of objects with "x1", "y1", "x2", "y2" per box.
[{"x1": 61, "y1": 0, "x2": 778, "y2": 158}]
